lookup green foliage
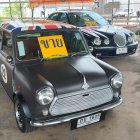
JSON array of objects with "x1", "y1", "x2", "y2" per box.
[
  {"x1": 3, "y1": 7, "x2": 10, "y2": 17},
  {"x1": 3, "y1": 3, "x2": 21, "y2": 18}
]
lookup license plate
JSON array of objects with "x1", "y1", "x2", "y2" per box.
[
  {"x1": 71, "y1": 112, "x2": 105, "y2": 130},
  {"x1": 116, "y1": 47, "x2": 128, "y2": 54}
]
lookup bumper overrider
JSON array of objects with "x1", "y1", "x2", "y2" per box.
[{"x1": 30, "y1": 97, "x2": 123, "y2": 127}]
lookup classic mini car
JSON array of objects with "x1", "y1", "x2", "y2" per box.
[
  {"x1": 47, "y1": 10, "x2": 138, "y2": 57},
  {"x1": 0, "y1": 20, "x2": 123, "y2": 133}
]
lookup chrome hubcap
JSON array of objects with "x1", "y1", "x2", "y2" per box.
[{"x1": 15, "y1": 102, "x2": 23, "y2": 128}]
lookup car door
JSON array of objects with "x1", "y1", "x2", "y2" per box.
[{"x1": 0, "y1": 30, "x2": 14, "y2": 99}]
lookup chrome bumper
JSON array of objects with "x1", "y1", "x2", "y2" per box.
[{"x1": 30, "y1": 97, "x2": 123, "y2": 127}]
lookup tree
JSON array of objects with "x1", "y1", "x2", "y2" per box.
[{"x1": 3, "y1": 2, "x2": 21, "y2": 18}]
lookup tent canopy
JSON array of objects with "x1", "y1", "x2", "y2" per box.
[{"x1": 29, "y1": 0, "x2": 94, "y2": 8}]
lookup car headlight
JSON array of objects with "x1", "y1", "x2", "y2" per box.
[
  {"x1": 111, "y1": 73, "x2": 123, "y2": 89},
  {"x1": 93, "y1": 38, "x2": 101, "y2": 46},
  {"x1": 132, "y1": 34, "x2": 137, "y2": 42},
  {"x1": 104, "y1": 38, "x2": 110, "y2": 45},
  {"x1": 36, "y1": 87, "x2": 54, "y2": 105},
  {"x1": 128, "y1": 36, "x2": 133, "y2": 42}
]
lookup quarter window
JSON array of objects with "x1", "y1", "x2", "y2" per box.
[
  {"x1": 48, "y1": 13, "x2": 59, "y2": 20},
  {"x1": 2, "y1": 31, "x2": 13, "y2": 56}
]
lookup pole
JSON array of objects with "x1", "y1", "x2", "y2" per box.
[
  {"x1": 9, "y1": 0, "x2": 12, "y2": 20},
  {"x1": 112, "y1": 0, "x2": 114, "y2": 24},
  {"x1": 127, "y1": 0, "x2": 130, "y2": 25},
  {"x1": 19, "y1": 0, "x2": 22, "y2": 18}
]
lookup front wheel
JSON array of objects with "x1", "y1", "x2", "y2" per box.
[{"x1": 14, "y1": 97, "x2": 34, "y2": 133}]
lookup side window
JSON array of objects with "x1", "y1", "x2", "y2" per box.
[
  {"x1": 48, "y1": 13, "x2": 59, "y2": 21},
  {"x1": 68, "y1": 13, "x2": 78, "y2": 24},
  {"x1": 2, "y1": 31, "x2": 13, "y2": 56},
  {"x1": 58, "y1": 13, "x2": 68, "y2": 23}
]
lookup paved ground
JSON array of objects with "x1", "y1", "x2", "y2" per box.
[{"x1": 0, "y1": 39, "x2": 140, "y2": 140}]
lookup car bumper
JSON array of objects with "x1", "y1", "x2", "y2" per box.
[
  {"x1": 92, "y1": 43, "x2": 138, "y2": 57},
  {"x1": 30, "y1": 97, "x2": 123, "y2": 127}
]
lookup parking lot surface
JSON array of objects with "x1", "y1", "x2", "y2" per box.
[{"x1": 0, "y1": 39, "x2": 139, "y2": 140}]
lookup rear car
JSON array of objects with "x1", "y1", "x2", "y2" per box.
[{"x1": 47, "y1": 10, "x2": 138, "y2": 57}]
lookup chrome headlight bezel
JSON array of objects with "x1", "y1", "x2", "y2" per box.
[
  {"x1": 132, "y1": 34, "x2": 137, "y2": 42},
  {"x1": 111, "y1": 73, "x2": 123, "y2": 89},
  {"x1": 36, "y1": 87, "x2": 54, "y2": 105},
  {"x1": 93, "y1": 38, "x2": 101, "y2": 46},
  {"x1": 104, "y1": 38, "x2": 110, "y2": 45},
  {"x1": 128, "y1": 36, "x2": 133, "y2": 42}
]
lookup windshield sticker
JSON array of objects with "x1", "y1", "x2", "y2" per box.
[
  {"x1": 38, "y1": 35, "x2": 68, "y2": 59},
  {"x1": 85, "y1": 21, "x2": 96, "y2": 26},
  {"x1": 17, "y1": 41, "x2": 25, "y2": 56}
]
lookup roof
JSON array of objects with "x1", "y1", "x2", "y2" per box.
[
  {"x1": 0, "y1": 20, "x2": 76, "y2": 33},
  {"x1": 58, "y1": 10, "x2": 92, "y2": 13}
]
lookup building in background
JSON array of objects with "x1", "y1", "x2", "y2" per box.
[{"x1": 94, "y1": 0, "x2": 140, "y2": 15}]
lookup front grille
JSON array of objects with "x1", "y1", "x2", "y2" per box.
[
  {"x1": 49, "y1": 86, "x2": 113, "y2": 116},
  {"x1": 114, "y1": 33, "x2": 126, "y2": 47}
]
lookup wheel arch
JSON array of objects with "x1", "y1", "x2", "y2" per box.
[{"x1": 13, "y1": 93, "x2": 32, "y2": 119}]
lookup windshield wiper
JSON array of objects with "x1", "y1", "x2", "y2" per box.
[
  {"x1": 50, "y1": 54, "x2": 68, "y2": 58},
  {"x1": 70, "y1": 51, "x2": 88, "y2": 57},
  {"x1": 39, "y1": 54, "x2": 69, "y2": 61}
]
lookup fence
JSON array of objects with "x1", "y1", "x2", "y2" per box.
[{"x1": 0, "y1": 0, "x2": 140, "y2": 34}]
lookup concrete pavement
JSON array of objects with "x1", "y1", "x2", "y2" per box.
[{"x1": 0, "y1": 39, "x2": 139, "y2": 140}]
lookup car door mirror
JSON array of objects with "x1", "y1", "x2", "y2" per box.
[
  {"x1": 6, "y1": 56, "x2": 13, "y2": 63},
  {"x1": 88, "y1": 46, "x2": 93, "y2": 52},
  {"x1": 107, "y1": 19, "x2": 112, "y2": 25},
  {"x1": 7, "y1": 39, "x2": 12, "y2": 46}
]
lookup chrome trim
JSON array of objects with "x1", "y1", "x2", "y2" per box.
[
  {"x1": 82, "y1": 76, "x2": 90, "y2": 90},
  {"x1": 49, "y1": 85, "x2": 110, "y2": 111},
  {"x1": 49, "y1": 85, "x2": 113, "y2": 116},
  {"x1": 30, "y1": 97, "x2": 123, "y2": 127},
  {"x1": 114, "y1": 33, "x2": 126, "y2": 47}
]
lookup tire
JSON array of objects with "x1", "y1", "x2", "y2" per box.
[{"x1": 14, "y1": 97, "x2": 34, "y2": 133}]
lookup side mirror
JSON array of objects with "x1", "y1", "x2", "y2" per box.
[
  {"x1": 107, "y1": 19, "x2": 112, "y2": 25},
  {"x1": 88, "y1": 46, "x2": 94, "y2": 52},
  {"x1": 6, "y1": 56, "x2": 13, "y2": 63},
  {"x1": 7, "y1": 39, "x2": 12, "y2": 47}
]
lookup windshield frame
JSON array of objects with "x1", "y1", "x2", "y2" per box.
[
  {"x1": 13, "y1": 28, "x2": 89, "y2": 63},
  {"x1": 85, "y1": 11, "x2": 109, "y2": 26}
]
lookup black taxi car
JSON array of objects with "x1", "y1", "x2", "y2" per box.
[{"x1": 0, "y1": 20, "x2": 123, "y2": 133}]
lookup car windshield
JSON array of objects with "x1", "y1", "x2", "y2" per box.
[
  {"x1": 68, "y1": 12, "x2": 109, "y2": 26},
  {"x1": 15, "y1": 30, "x2": 88, "y2": 61}
]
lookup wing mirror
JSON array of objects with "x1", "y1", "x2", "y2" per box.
[
  {"x1": 6, "y1": 56, "x2": 13, "y2": 63},
  {"x1": 7, "y1": 39, "x2": 12, "y2": 47},
  {"x1": 107, "y1": 19, "x2": 112, "y2": 25},
  {"x1": 88, "y1": 46, "x2": 94, "y2": 52}
]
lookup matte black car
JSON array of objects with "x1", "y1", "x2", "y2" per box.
[
  {"x1": 0, "y1": 20, "x2": 122, "y2": 133},
  {"x1": 47, "y1": 10, "x2": 138, "y2": 57}
]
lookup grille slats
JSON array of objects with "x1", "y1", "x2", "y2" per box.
[
  {"x1": 49, "y1": 87, "x2": 113, "y2": 116},
  {"x1": 114, "y1": 33, "x2": 126, "y2": 47}
]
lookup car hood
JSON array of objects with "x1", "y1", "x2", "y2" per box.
[
  {"x1": 21, "y1": 55, "x2": 108, "y2": 95},
  {"x1": 80, "y1": 25, "x2": 133, "y2": 37}
]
